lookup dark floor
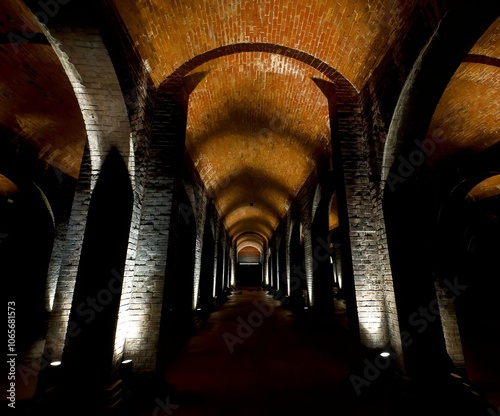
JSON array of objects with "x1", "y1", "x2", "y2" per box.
[
  {"x1": 6, "y1": 286, "x2": 499, "y2": 415},
  {"x1": 126, "y1": 286, "x2": 497, "y2": 416}
]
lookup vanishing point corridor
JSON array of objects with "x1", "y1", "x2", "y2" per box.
[
  {"x1": 2, "y1": 1, "x2": 500, "y2": 415},
  {"x1": 124, "y1": 285, "x2": 492, "y2": 416}
]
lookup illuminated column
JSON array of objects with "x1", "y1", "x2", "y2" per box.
[
  {"x1": 263, "y1": 244, "x2": 270, "y2": 286},
  {"x1": 121, "y1": 90, "x2": 186, "y2": 372},
  {"x1": 38, "y1": 22, "x2": 133, "y2": 374},
  {"x1": 230, "y1": 243, "x2": 237, "y2": 287},
  {"x1": 300, "y1": 202, "x2": 314, "y2": 306},
  {"x1": 42, "y1": 151, "x2": 92, "y2": 363},
  {"x1": 435, "y1": 280, "x2": 465, "y2": 367},
  {"x1": 191, "y1": 194, "x2": 208, "y2": 310}
]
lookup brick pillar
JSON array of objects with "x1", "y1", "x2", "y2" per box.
[
  {"x1": 329, "y1": 79, "x2": 402, "y2": 360},
  {"x1": 199, "y1": 213, "x2": 215, "y2": 311},
  {"x1": 311, "y1": 185, "x2": 335, "y2": 321},
  {"x1": 270, "y1": 237, "x2": 276, "y2": 290},
  {"x1": 59, "y1": 148, "x2": 133, "y2": 397},
  {"x1": 289, "y1": 217, "x2": 305, "y2": 311},
  {"x1": 42, "y1": 143, "x2": 91, "y2": 364},
  {"x1": 44, "y1": 218, "x2": 68, "y2": 313},
  {"x1": 161, "y1": 179, "x2": 197, "y2": 343},
  {"x1": 223, "y1": 239, "x2": 229, "y2": 290},
  {"x1": 230, "y1": 242, "x2": 237, "y2": 288},
  {"x1": 274, "y1": 239, "x2": 280, "y2": 291},
  {"x1": 435, "y1": 280, "x2": 465, "y2": 368},
  {"x1": 215, "y1": 228, "x2": 224, "y2": 299},
  {"x1": 266, "y1": 247, "x2": 272, "y2": 288},
  {"x1": 192, "y1": 193, "x2": 208, "y2": 309},
  {"x1": 262, "y1": 243, "x2": 269, "y2": 286},
  {"x1": 283, "y1": 214, "x2": 292, "y2": 296},
  {"x1": 113, "y1": 63, "x2": 154, "y2": 370},
  {"x1": 122, "y1": 92, "x2": 186, "y2": 372},
  {"x1": 278, "y1": 231, "x2": 288, "y2": 297},
  {"x1": 300, "y1": 200, "x2": 314, "y2": 307},
  {"x1": 379, "y1": 3, "x2": 498, "y2": 376},
  {"x1": 38, "y1": 23, "x2": 133, "y2": 374}
]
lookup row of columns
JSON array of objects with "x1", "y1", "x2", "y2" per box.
[{"x1": 25, "y1": 3, "x2": 497, "y2": 412}]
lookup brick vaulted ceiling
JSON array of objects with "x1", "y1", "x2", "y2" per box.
[
  {"x1": 426, "y1": 17, "x2": 500, "y2": 168},
  {"x1": 1, "y1": 1, "x2": 499, "y2": 244},
  {"x1": 110, "y1": 0, "x2": 431, "y2": 244},
  {"x1": 185, "y1": 54, "x2": 331, "y2": 240},
  {"x1": 0, "y1": 0, "x2": 86, "y2": 179}
]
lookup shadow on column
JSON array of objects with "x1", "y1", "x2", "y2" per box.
[{"x1": 52, "y1": 147, "x2": 133, "y2": 413}]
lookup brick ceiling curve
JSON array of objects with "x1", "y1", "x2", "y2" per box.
[
  {"x1": 0, "y1": 0, "x2": 86, "y2": 179},
  {"x1": 185, "y1": 52, "x2": 331, "y2": 241},
  {"x1": 466, "y1": 174, "x2": 500, "y2": 202},
  {"x1": 426, "y1": 17, "x2": 500, "y2": 169},
  {"x1": 112, "y1": 0, "x2": 426, "y2": 91},
  {"x1": 236, "y1": 232, "x2": 266, "y2": 251},
  {"x1": 2, "y1": 0, "x2": 499, "y2": 248},
  {"x1": 0, "y1": 174, "x2": 20, "y2": 196}
]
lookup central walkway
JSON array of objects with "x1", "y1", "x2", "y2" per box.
[
  {"x1": 156, "y1": 286, "x2": 399, "y2": 416},
  {"x1": 126, "y1": 286, "x2": 494, "y2": 415}
]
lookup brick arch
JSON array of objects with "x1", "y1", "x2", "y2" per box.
[
  {"x1": 28, "y1": 18, "x2": 139, "y2": 379},
  {"x1": 237, "y1": 233, "x2": 265, "y2": 254},
  {"x1": 41, "y1": 139, "x2": 93, "y2": 367},
  {"x1": 138, "y1": 42, "x2": 363, "y2": 373},
  {"x1": 36, "y1": 23, "x2": 133, "y2": 190},
  {"x1": 152, "y1": 42, "x2": 358, "y2": 247},
  {"x1": 436, "y1": 143, "x2": 500, "y2": 242},
  {"x1": 381, "y1": 3, "x2": 499, "y2": 190},
  {"x1": 433, "y1": 166, "x2": 500, "y2": 372},
  {"x1": 158, "y1": 42, "x2": 354, "y2": 93}
]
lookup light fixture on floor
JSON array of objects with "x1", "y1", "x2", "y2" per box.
[{"x1": 120, "y1": 359, "x2": 133, "y2": 380}]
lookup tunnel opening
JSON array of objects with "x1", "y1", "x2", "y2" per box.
[{"x1": 236, "y1": 246, "x2": 262, "y2": 287}]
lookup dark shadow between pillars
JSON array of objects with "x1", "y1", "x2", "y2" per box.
[{"x1": 58, "y1": 147, "x2": 133, "y2": 406}]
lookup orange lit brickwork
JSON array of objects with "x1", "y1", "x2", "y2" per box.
[
  {"x1": 426, "y1": 63, "x2": 500, "y2": 167},
  {"x1": 466, "y1": 174, "x2": 500, "y2": 201},
  {"x1": 185, "y1": 52, "x2": 331, "y2": 241},
  {"x1": 0, "y1": 1, "x2": 85, "y2": 179},
  {"x1": 426, "y1": 17, "x2": 500, "y2": 168},
  {"x1": 111, "y1": 0, "x2": 434, "y2": 91}
]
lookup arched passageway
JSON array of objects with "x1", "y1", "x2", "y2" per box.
[{"x1": 2, "y1": 0, "x2": 500, "y2": 414}]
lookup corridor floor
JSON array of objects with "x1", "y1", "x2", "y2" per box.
[
  {"x1": 159, "y1": 287, "x2": 369, "y2": 415},
  {"x1": 9, "y1": 287, "x2": 498, "y2": 415},
  {"x1": 127, "y1": 286, "x2": 496, "y2": 416}
]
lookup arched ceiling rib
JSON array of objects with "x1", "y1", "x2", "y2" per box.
[
  {"x1": 237, "y1": 234, "x2": 264, "y2": 256},
  {"x1": 329, "y1": 193, "x2": 339, "y2": 231},
  {"x1": 426, "y1": 63, "x2": 500, "y2": 166},
  {"x1": 111, "y1": 0, "x2": 427, "y2": 91},
  {"x1": 466, "y1": 175, "x2": 500, "y2": 202},
  {"x1": 426, "y1": 17, "x2": 500, "y2": 169},
  {"x1": 0, "y1": 0, "x2": 86, "y2": 179},
  {"x1": 0, "y1": 174, "x2": 20, "y2": 196},
  {"x1": 4, "y1": 0, "x2": 498, "y2": 253},
  {"x1": 229, "y1": 216, "x2": 277, "y2": 242}
]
